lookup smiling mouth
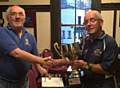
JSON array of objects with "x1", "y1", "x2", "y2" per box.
[
  {"x1": 87, "y1": 28, "x2": 94, "y2": 30},
  {"x1": 14, "y1": 21, "x2": 23, "y2": 24}
]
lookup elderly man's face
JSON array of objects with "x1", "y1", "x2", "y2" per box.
[
  {"x1": 84, "y1": 12, "x2": 103, "y2": 35},
  {"x1": 7, "y1": 6, "x2": 25, "y2": 29}
]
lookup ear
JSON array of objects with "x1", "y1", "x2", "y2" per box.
[
  {"x1": 99, "y1": 20, "x2": 103, "y2": 26},
  {"x1": 6, "y1": 15, "x2": 9, "y2": 22}
]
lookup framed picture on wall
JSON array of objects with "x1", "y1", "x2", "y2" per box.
[{"x1": 24, "y1": 10, "x2": 36, "y2": 27}]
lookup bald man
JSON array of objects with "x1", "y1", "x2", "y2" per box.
[{"x1": 0, "y1": 5, "x2": 53, "y2": 88}]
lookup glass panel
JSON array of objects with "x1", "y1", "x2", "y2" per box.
[
  {"x1": 76, "y1": 10, "x2": 85, "y2": 25},
  {"x1": 61, "y1": 26, "x2": 88, "y2": 44},
  {"x1": 61, "y1": 26, "x2": 74, "y2": 44},
  {"x1": 61, "y1": 0, "x2": 75, "y2": 24},
  {"x1": 61, "y1": 9, "x2": 75, "y2": 24}
]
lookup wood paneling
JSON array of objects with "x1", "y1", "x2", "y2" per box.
[{"x1": 0, "y1": 0, "x2": 9, "y2": 2}]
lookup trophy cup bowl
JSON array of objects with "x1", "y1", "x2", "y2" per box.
[
  {"x1": 62, "y1": 42, "x2": 80, "y2": 61},
  {"x1": 62, "y1": 43, "x2": 81, "y2": 86},
  {"x1": 54, "y1": 42, "x2": 81, "y2": 86}
]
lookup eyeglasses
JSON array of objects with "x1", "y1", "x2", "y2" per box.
[
  {"x1": 9, "y1": 12, "x2": 24, "y2": 17},
  {"x1": 84, "y1": 18, "x2": 99, "y2": 25}
]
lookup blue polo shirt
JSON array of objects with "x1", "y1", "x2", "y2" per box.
[
  {"x1": 0, "y1": 26, "x2": 38, "y2": 81},
  {"x1": 82, "y1": 31, "x2": 118, "y2": 71},
  {"x1": 80, "y1": 31, "x2": 118, "y2": 81}
]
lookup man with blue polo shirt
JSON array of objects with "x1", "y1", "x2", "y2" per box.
[
  {"x1": 0, "y1": 5, "x2": 52, "y2": 88},
  {"x1": 72, "y1": 10, "x2": 119, "y2": 88},
  {"x1": 54, "y1": 10, "x2": 119, "y2": 88}
]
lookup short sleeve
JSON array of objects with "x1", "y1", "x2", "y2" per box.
[
  {"x1": 0, "y1": 28, "x2": 18, "y2": 55},
  {"x1": 100, "y1": 36, "x2": 118, "y2": 71}
]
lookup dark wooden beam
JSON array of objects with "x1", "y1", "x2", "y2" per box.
[
  {"x1": 101, "y1": 3, "x2": 120, "y2": 10},
  {"x1": 113, "y1": 10, "x2": 117, "y2": 38},
  {"x1": 51, "y1": 0, "x2": 61, "y2": 58}
]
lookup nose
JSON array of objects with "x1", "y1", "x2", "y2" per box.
[
  {"x1": 15, "y1": 14, "x2": 20, "y2": 18},
  {"x1": 86, "y1": 21, "x2": 91, "y2": 25}
]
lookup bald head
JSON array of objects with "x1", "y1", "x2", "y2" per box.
[
  {"x1": 6, "y1": 5, "x2": 26, "y2": 29},
  {"x1": 6, "y1": 5, "x2": 26, "y2": 18},
  {"x1": 84, "y1": 10, "x2": 103, "y2": 21}
]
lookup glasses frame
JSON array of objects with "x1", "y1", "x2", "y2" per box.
[{"x1": 83, "y1": 18, "x2": 100, "y2": 25}]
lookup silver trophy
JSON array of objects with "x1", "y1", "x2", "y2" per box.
[
  {"x1": 63, "y1": 43, "x2": 81, "y2": 86},
  {"x1": 54, "y1": 42, "x2": 81, "y2": 86}
]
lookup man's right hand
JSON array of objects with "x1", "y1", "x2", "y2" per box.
[{"x1": 41, "y1": 57, "x2": 55, "y2": 70}]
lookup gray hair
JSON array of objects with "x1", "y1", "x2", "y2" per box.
[
  {"x1": 6, "y1": 5, "x2": 26, "y2": 17},
  {"x1": 85, "y1": 10, "x2": 103, "y2": 21}
]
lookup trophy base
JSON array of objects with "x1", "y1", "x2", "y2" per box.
[{"x1": 68, "y1": 77, "x2": 81, "y2": 86}]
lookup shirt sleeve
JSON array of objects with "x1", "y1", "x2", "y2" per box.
[
  {"x1": 100, "y1": 36, "x2": 118, "y2": 71},
  {"x1": 0, "y1": 28, "x2": 18, "y2": 55}
]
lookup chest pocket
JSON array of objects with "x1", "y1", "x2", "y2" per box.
[
  {"x1": 22, "y1": 38, "x2": 32, "y2": 52},
  {"x1": 83, "y1": 39, "x2": 106, "y2": 63},
  {"x1": 92, "y1": 38, "x2": 106, "y2": 58}
]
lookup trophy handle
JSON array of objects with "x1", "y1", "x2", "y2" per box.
[
  {"x1": 54, "y1": 42, "x2": 70, "y2": 59},
  {"x1": 54, "y1": 42, "x2": 63, "y2": 57}
]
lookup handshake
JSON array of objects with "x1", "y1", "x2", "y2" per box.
[
  {"x1": 41, "y1": 57, "x2": 88, "y2": 71},
  {"x1": 39, "y1": 56, "x2": 89, "y2": 79}
]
